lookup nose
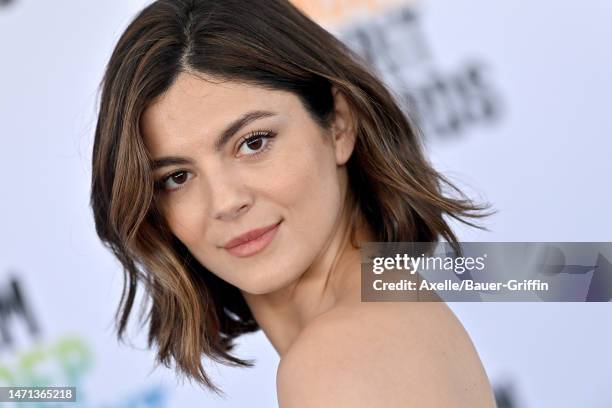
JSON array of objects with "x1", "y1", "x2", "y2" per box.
[{"x1": 206, "y1": 170, "x2": 253, "y2": 221}]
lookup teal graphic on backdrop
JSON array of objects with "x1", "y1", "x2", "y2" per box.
[
  {"x1": 0, "y1": 335, "x2": 167, "y2": 407},
  {"x1": 0, "y1": 276, "x2": 169, "y2": 407}
]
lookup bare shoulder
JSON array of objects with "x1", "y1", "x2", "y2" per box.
[{"x1": 277, "y1": 302, "x2": 496, "y2": 408}]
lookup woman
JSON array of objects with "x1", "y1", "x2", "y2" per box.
[{"x1": 90, "y1": 0, "x2": 497, "y2": 406}]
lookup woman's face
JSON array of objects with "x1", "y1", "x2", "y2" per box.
[{"x1": 141, "y1": 73, "x2": 356, "y2": 295}]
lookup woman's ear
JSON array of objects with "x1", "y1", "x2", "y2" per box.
[{"x1": 330, "y1": 87, "x2": 357, "y2": 166}]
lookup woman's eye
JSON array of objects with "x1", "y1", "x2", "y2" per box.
[
  {"x1": 159, "y1": 170, "x2": 193, "y2": 192},
  {"x1": 237, "y1": 132, "x2": 275, "y2": 156}
]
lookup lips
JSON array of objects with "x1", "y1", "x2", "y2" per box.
[{"x1": 223, "y1": 221, "x2": 282, "y2": 258}]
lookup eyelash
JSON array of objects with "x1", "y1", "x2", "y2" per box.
[{"x1": 154, "y1": 129, "x2": 277, "y2": 193}]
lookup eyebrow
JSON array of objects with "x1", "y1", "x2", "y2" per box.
[{"x1": 151, "y1": 110, "x2": 277, "y2": 171}]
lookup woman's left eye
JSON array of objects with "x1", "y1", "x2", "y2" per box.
[{"x1": 237, "y1": 131, "x2": 276, "y2": 157}]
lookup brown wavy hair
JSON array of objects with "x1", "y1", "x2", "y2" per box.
[{"x1": 90, "y1": 0, "x2": 492, "y2": 394}]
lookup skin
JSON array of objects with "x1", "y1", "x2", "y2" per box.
[{"x1": 142, "y1": 72, "x2": 496, "y2": 407}]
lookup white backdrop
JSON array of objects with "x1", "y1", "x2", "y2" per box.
[{"x1": 0, "y1": 0, "x2": 610, "y2": 407}]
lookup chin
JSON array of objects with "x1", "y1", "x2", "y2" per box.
[{"x1": 238, "y1": 266, "x2": 301, "y2": 296}]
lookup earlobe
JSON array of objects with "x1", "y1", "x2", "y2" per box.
[{"x1": 331, "y1": 87, "x2": 357, "y2": 166}]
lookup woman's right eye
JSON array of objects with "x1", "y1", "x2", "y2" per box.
[{"x1": 157, "y1": 170, "x2": 193, "y2": 192}]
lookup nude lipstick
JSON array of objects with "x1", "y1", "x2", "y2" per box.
[{"x1": 224, "y1": 221, "x2": 281, "y2": 258}]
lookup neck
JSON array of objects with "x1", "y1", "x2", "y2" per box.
[{"x1": 240, "y1": 204, "x2": 372, "y2": 357}]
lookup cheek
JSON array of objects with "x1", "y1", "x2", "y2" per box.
[
  {"x1": 266, "y1": 137, "x2": 342, "y2": 235},
  {"x1": 159, "y1": 190, "x2": 209, "y2": 249}
]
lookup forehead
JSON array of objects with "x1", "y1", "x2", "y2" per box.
[{"x1": 141, "y1": 73, "x2": 298, "y2": 152}]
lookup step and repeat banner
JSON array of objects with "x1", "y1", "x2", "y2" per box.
[{"x1": 1, "y1": 0, "x2": 610, "y2": 407}]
